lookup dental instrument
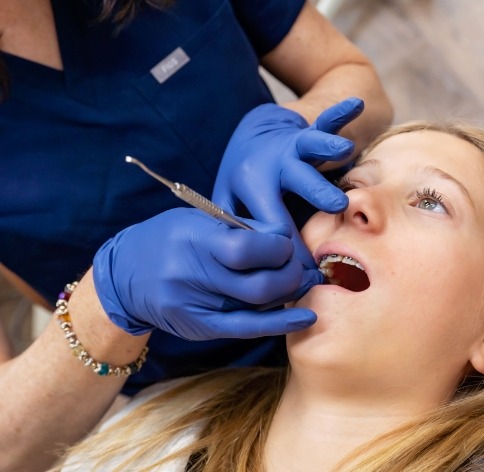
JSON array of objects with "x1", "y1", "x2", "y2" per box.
[{"x1": 125, "y1": 156, "x2": 254, "y2": 230}]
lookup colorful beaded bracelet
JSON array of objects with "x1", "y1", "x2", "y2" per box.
[{"x1": 55, "y1": 281, "x2": 149, "y2": 376}]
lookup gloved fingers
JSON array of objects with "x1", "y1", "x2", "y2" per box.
[
  {"x1": 242, "y1": 102, "x2": 309, "y2": 129},
  {"x1": 211, "y1": 104, "x2": 309, "y2": 211},
  {"x1": 290, "y1": 229, "x2": 319, "y2": 271},
  {"x1": 225, "y1": 179, "x2": 291, "y2": 226},
  {"x1": 213, "y1": 181, "x2": 281, "y2": 217},
  {"x1": 311, "y1": 97, "x2": 365, "y2": 134},
  {"x1": 258, "y1": 197, "x2": 316, "y2": 269},
  {"x1": 255, "y1": 265, "x2": 324, "y2": 310},
  {"x1": 281, "y1": 162, "x2": 348, "y2": 214},
  {"x1": 236, "y1": 193, "x2": 316, "y2": 269},
  {"x1": 209, "y1": 220, "x2": 294, "y2": 270},
  {"x1": 202, "y1": 307, "x2": 317, "y2": 339},
  {"x1": 211, "y1": 183, "x2": 238, "y2": 214},
  {"x1": 236, "y1": 217, "x2": 292, "y2": 237},
  {"x1": 212, "y1": 257, "x2": 314, "y2": 305},
  {"x1": 296, "y1": 129, "x2": 354, "y2": 165}
]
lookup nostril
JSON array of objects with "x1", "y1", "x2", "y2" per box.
[{"x1": 355, "y1": 211, "x2": 369, "y2": 224}]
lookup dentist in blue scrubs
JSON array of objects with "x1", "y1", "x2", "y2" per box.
[{"x1": 0, "y1": 0, "x2": 392, "y2": 469}]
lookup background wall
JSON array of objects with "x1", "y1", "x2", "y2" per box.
[
  {"x1": 330, "y1": 0, "x2": 484, "y2": 126},
  {"x1": 267, "y1": 0, "x2": 484, "y2": 126}
]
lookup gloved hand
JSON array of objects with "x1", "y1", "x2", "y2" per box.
[
  {"x1": 93, "y1": 208, "x2": 322, "y2": 340},
  {"x1": 212, "y1": 97, "x2": 364, "y2": 268}
]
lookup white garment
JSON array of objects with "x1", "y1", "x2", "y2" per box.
[{"x1": 62, "y1": 378, "x2": 203, "y2": 472}]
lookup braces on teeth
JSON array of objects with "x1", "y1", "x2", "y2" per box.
[{"x1": 318, "y1": 254, "x2": 365, "y2": 278}]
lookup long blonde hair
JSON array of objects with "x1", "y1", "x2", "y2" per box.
[
  {"x1": 51, "y1": 122, "x2": 484, "y2": 472},
  {"x1": 362, "y1": 120, "x2": 484, "y2": 155},
  {"x1": 50, "y1": 367, "x2": 286, "y2": 472}
]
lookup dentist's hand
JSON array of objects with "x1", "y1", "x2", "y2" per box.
[
  {"x1": 93, "y1": 208, "x2": 321, "y2": 340},
  {"x1": 212, "y1": 97, "x2": 364, "y2": 268}
]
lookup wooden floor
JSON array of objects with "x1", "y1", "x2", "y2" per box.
[{"x1": 2, "y1": 0, "x2": 484, "y2": 350}]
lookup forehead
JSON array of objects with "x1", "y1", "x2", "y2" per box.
[{"x1": 361, "y1": 130, "x2": 484, "y2": 189}]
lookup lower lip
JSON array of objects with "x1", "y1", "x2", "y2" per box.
[{"x1": 316, "y1": 283, "x2": 354, "y2": 293}]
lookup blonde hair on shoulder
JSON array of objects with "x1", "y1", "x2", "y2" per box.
[{"x1": 49, "y1": 367, "x2": 285, "y2": 472}]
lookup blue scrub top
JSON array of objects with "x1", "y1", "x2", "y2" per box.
[{"x1": 0, "y1": 0, "x2": 303, "y2": 394}]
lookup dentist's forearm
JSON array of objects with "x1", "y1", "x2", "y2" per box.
[
  {"x1": 0, "y1": 269, "x2": 150, "y2": 472},
  {"x1": 262, "y1": 1, "x2": 393, "y2": 155},
  {"x1": 283, "y1": 62, "x2": 393, "y2": 154}
]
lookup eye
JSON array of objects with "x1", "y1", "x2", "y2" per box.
[
  {"x1": 415, "y1": 188, "x2": 448, "y2": 214},
  {"x1": 335, "y1": 176, "x2": 358, "y2": 192}
]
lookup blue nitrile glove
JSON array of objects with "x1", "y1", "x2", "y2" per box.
[
  {"x1": 93, "y1": 208, "x2": 322, "y2": 340},
  {"x1": 212, "y1": 97, "x2": 364, "y2": 268}
]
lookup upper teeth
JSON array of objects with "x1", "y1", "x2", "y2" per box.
[{"x1": 319, "y1": 254, "x2": 364, "y2": 278}]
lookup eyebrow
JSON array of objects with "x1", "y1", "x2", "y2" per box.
[
  {"x1": 353, "y1": 159, "x2": 475, "y2": 209},
  {"x1": 422, "y1": 165, "x2": 475, "y2": 209}
]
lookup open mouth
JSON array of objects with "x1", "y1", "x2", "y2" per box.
[{"x1": 319, "y1": 254, "x2": 370, "y2": 292}]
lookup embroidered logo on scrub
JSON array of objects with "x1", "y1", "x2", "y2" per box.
[{"x1": 150, "y1": 47, "x2": 190, "y2": 84}]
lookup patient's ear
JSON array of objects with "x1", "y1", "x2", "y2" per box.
[{"x1": 469, "y1": 337, "x2": 484, "y2": 375}]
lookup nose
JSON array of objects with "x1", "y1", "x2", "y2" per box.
[{"x1": 340, "y1": 187, "x2": 386, "y2": 233}]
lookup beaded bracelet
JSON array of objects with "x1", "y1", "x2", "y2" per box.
[{"x1": 55, "y1": 281, "x2": 149, "y2": 376}]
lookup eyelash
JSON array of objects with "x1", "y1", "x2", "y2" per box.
[
  {"x1": 335, "y1": 176, "x2": 356, "y2": 192},
  {"x1": 335, "y1": 177, "x2": 449, "y2": 213},
  {"x1": 415, "y1": 187, "x2": 448, "y2": 212}
]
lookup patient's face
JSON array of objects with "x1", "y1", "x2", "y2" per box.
[{"x1": 288, "y1": 130, "x2": 484, "y2": 394}]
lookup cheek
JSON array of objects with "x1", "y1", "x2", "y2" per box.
[
  {"x1": 394, "y1": 257, "x2": 453, "y2": 307},
  {"x1": 389, "y1": 245, "x2": 482, "y2": 334},
  {"x1": 392, "y1": 226, "x2": 476, "y2": 292}
]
